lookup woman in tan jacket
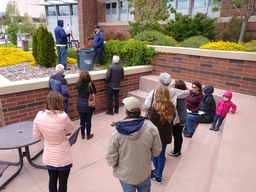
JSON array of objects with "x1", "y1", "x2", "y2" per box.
[{"x1": 33, "y1": 91, "x2": 75, "y2": 192}]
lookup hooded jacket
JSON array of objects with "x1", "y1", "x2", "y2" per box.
[
  {"x1": 216, "y1": 91, "x2": 237, "y2": 117},
  {"x1": 106, "y1": 117, "x2": 161, "y2": 185},
  {"x1": 49, "y1": 73, "x2": 70, "y2": 101},
  {"x1": 194, "y1": 85, "x2": 216, "y2": 123},
  {"x1": 54, "y1": 20, "x2": 70, "y2": 45}
]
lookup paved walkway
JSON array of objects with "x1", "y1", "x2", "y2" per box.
[{"x1": 0, "y1": 107, "x2": 190, "y2": 192}]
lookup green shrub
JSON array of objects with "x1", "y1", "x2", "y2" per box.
[
  {"x1": 164, "y1": 13, "x2": 217, "y2": 42},
  {"x1": 103, "y1": 40, "x2": 156, "y2": 66},
  {"x1": 179, "y1": 35, "x2": 210, "y2": 48},
  {"x1": 199, "y1": 41, "x2": 252, "y2": 52},
  {"x1": 134, "y1": 31, "x2": 175, "y2": 46},
  {"x1": 67, "y1": 48, "x2": 77, "y2": 59},
  {"x1": 215, "y1": 16, "x2": 256, "y2": 43},
  {"x1": 128, "y1": 20, "x2": 163, "y2": 37},
  {"x1": 32, "y1": 26, "x2": 57, "y2": 67}
]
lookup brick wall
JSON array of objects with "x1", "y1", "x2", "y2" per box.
[
  {"x1": 0, "y1": 71, "x2": 151, "y2": 126},
  {"x1": 150, "y1": 53, "x2": 256, "y2": 96}
]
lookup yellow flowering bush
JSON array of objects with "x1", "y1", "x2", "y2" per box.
[
  {"x1": 199, "y1": 41, "x2": 252, "y2": 52},
  {"x1": 0, "y1": 47, "x2": 77, "y2": 67},
  {"x1": 0, "y1": 47, "x2": 34, "y2": 67},
  {"x1": 166, "y1": 36, "x2": 179, "y2": 46}
]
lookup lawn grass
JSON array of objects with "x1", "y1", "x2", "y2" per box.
[{"x1": 0, "y1": 40, "x2": 33, "y2": 49}]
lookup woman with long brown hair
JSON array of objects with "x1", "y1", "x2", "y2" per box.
[
  {"x1": 33, "y1": 91, "x2": 75, "y2": 192},
  {"x1": 76, "y1": 70, "x2": 97, "y2": 140},
  {"x1": 149, "y1": 85, "x2": 176, "y2": 184}
]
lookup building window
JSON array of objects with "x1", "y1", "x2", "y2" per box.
[
  {"x1": 106, "y1": 0, "x2": 134, "y2": 22},
  {"x1": 58, "y1": 5, "x2": 70, "y2": 16},
  {"x1": 177, "y1": 0, "x2": 188, "y2": 9},
  {"x1": 193, "y1": 0, "x2": 206, "y2": 7},
  {"x1": 71, "y1": 4, "x2": 78, "y2": 15},
  {"x1": 47, "y1": 6, "x2": 56, "y2": 16}
]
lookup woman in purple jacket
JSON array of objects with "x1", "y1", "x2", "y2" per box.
[
  {"x1": 187, "y1": 82, "x2": 204, "y2": 113},
  {"x1": 209, "y1": 91, "x2": 237, "y2": 131}
]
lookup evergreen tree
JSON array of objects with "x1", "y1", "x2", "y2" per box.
[{"x1": 33, "y1": 26, "x2": 56, "y2": 68}]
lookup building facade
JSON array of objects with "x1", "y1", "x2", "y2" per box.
[{"x1": 22, "y1": 0, "x2": 256, "y2": 46}]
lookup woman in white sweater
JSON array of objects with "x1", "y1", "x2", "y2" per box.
[{"x1": 33, "y1": 91, "x2": 75, "y2": 192}]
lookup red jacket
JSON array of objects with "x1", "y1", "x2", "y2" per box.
[{"x1": 216, "y1": 91, "x2": 237, "y2": 117}]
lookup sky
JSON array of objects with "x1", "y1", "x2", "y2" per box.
[{"x1": 0, "y1": 0, "x2": 8, "y2": 13}]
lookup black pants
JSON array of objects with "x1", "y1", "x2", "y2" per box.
[
  {"x1": 93, "y1": 46, "x2": 103, "y2": 65},
  {"x1": 107, "y1": 87, "x2": 119, "y2": 113},
  {"x1": 172, "y1": 125, "x2": 184, "y2": 153},
  {"x1": 48, "y1": 169, "x2": 70, "y2": 192}
]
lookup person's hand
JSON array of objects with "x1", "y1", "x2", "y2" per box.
[{"x1": 187, "y1": 109, "x2": 192, "y2": 113}]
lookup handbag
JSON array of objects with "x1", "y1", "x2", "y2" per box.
[
  {"x1": 88, "y1": 82, "x2": 99, "y2": 107},
  {"x1": 145, "y1": 90, "x2": 155, "y2": 118}
]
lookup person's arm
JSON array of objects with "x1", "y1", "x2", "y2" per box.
[
  {"x1": 173, "y1": 88, "x2": 190, "y2": 99},
  {"x1": 33, "y1": 114, "x2": 44, "y2": 140},
  {"x1": 64, "y1": 114, "x2": 75, "y2": 132},
  {"x1": 121, "y1": 68, "x2": 124, "y2": 80},
  {"x1": 143, "y1": 90, "x2": 154, "y2": 111},
  {"x1": 106, "y1": 68, "x2": 112, "y2": 83},
  {"x1": 230, "y1": 102, "x2": 237, "y2": 114},
  {"x1": 106, "y1": 129, "x2": 119, "y2": 168},
  {"x1": 49, "y1": 78, "x2": 52, "y2": 90},
  {"x1": 59, "y1": 28, "x2": 70, "y2": 38},
  {"x1": 61, "y1": 81, "x2": 70, "y2": 98}
]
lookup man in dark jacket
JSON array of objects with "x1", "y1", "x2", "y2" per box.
[
  {"x1": 183, "y1": 85, "x2": 216, "y2": 138},
  {"x1": 88, "y1": 25, "x2": 104, "y2": 65},
  {"x1": 49, "y1": 64, "x2": 70, "y2": 113},
  {"x1": 54, "y1": 19, "x2": 71, "y2": 70},
  {"x1": 106, "y1": 55, "x2": 124, "y2": 115}
]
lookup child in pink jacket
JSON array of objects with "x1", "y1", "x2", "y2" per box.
[{"x1": 209, "y1": 91, "x2": 237, "y2": 131}]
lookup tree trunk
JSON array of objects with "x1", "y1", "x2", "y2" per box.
[{"x1": 238, "y1": 19, "x2": 247, "y2": 43}]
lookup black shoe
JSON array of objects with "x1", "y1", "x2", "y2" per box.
[
  {"x1": 183, "y1": 132, "x2": 193, "y2": 138},
  {"x1": 167, "y1": 150, "x2": 181, "y2": 157},
  {"x1": 81, "y1": 134, "x2": 85, "y2": 139},
  {"x1": 106, "y1": 111, "x2": 114, "y2": 115},
  {"x1": 151, "y1": 175, "x2": 162, "y2": 184},
  {"x1": 183, "y1": 128, "x2": 188, "y2": 133},
  {"x1": 214, "y1": 126, "x2": 220, "y2": 131},
  {"x1": 115, "y1": 111, "x2": 118, "y2": 114},
  {"x1": 209, "y1": 126, "x2": 215, "y2": 130},
  {"x1": 151, "y1": 170, "x2": 156, "y2": 178}
]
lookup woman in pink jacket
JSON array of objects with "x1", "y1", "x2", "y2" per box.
[
  {"x1": 33, "y1": 91, "x2": 75, "y2": 192},
  {"x1": 209, "y1": 91, "x2": 237, "y2": 131}
]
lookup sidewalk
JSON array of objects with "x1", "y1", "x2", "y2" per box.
[{"x1": 0, "y1": 106, "x2": 190, "y2": 192}]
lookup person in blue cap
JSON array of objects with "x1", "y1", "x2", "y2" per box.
[
  {"x1": 54, "y1": 20, "x2": 71, "y2": 70},
  {"x1": 88, "y1": 25, "x2": 104, "y2": 65}
]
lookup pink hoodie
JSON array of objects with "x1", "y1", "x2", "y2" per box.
[{"x1": 216, "y1": 91, "x2": 237, "y2": 117}]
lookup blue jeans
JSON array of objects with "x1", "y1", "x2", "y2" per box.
[
  {"x1": 212, "y1": 114, "x2": 225, "y2": 127},
  {"x1": 79, "y1": 112, "x2": 93, "y2": 135},
  {"x1": 186, "y1": 114, "x2": 198, "y2": 134},
  {"x1": 152, "y1": 144, "x2": 167, "y2": 178},
  {"x1": 57, "y1": 46, "x2": 67, "y2": 69},
  {"x1": 119, "y1": 176, "x2": 151, "y2": 192}
]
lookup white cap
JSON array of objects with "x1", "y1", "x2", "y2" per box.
[
  {"x1": 122, "y1": 97, "x2": 141, "y2": 112},
  {"x1": 158, "y1": 72, "x2": 171, "y2": 86}
]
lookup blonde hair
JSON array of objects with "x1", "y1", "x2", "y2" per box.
[
  {"x1": 154, "y1": 86, "x2": 175, "y2": 124},
  {"x1": 44, "y1": 91, "x2": 64, "y2": 114}
]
